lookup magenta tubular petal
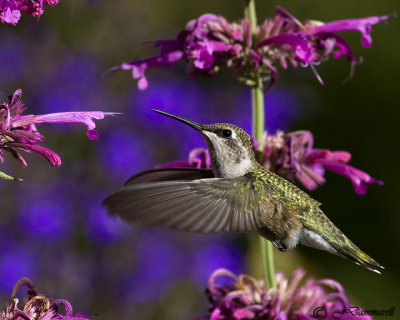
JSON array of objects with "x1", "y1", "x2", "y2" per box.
[
  {"x1": 324, "y1": 150, "x2": 352, "y2": 162},
  {"x1": 308, "y1": 14, "x2": 392, "y2": 48},
  {"x1": 113, "y1": 51, "x2": 184, "y2": 90},
  {"x1": 8, "y1": 148, "x2": 28, "y2": 167},
  {"x1": 318, "y1": 160, "x2": 383, "y2": 195},
  {"x1": 305, "y1": 149, "x2": 351, "y2": 164},
  {"x1": 295, "y1": 169, "x2": 320, "y2": 191},
  {"x1": 328, "y1": 34, "x2": 355, "y2": 62},
  {"x1": 188, "y1": 148, "x2": 211, "y2": 168},
  {"x1": 11, "y1": 111, "x2": 118, "y2": 140},
  {"x1": 23, "y1": 144, "x2": 62, "y2": 166}
]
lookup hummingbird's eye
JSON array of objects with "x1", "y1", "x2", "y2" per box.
[{"x1": 222, "y1": 129, "x2": 232, "y2": 138}]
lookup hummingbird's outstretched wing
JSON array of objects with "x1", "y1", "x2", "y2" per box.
[
  {"x1": 103, "y1": 175, "x2": 263, "y2": 234},
  {"x1": 123, "y1": 168, "x2": 214, "y2": 185}
]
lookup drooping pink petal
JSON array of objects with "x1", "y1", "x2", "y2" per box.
[
  {"x1": 9, "y1": 143, "x2": 61, "y2": 166},
  {"x1": 7, "y1": 147, "x2": 28, "y2": 167},
  {"x1": 110, "y1": 50, "x2": 185, "y2": 91},
  {"x1": 319, "y1": 160, "x2": 383, "y2": 195}
]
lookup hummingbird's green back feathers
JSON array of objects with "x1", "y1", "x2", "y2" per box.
[{"x1": 248, "y1": 165, "x2": 384, "y2": 274}]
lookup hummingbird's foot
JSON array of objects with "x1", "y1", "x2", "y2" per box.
[{"x1": 273, "y1": 241, "x2": 287, "y2": 252}]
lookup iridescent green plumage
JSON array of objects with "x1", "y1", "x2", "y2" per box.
[{"x1": 244, "y1": 164, "x2": 382, "y2": 273}]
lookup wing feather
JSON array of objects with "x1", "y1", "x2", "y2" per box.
[
  {"x1": 103, "y1": 174, "x2": 264, "y2": 234},
  {"x1": 124, "y1": 168, "x2": 214, "y2": 185}
]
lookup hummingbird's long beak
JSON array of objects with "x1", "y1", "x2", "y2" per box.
[{"x1": 152, "y1": 109, "x2": 203, "y2": 131}]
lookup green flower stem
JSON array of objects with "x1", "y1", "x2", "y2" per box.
[
  {"x1": 244, "y1": 0, "x2": 257, "y2": 35},
  {"x1": 245, "y1": 0, "x2": 276, "y2": 290}
]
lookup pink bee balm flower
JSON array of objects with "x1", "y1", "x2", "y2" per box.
[
  {"x1": 194, "y1": 268, "x2": 372, "y2": 320},
  {"x1": 259, "y1": 130, "x2": 383, "y2": 195},
  {"x1": 159, "y1": 130, "x2": 382, "y2": 195},
  {"x1": 0, "y1": 0, "x2": 59, "y2": 25},
  {"x1": 109, "y1": 7, "x2": 393, "y2": 91},
  {"x1": 1, "y1": 277, "x2": 91, "y2": 320},
  {"x1": 0, "y1": 89, "x2": 116, "y2": 172}
]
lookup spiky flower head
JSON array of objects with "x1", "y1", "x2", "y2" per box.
[
  {"x1": 109, "y1": 7, "x2": 393, "y2": 91},
  {"x1": 1, "y1": 278, "x2": 91, "y2": 320},
  {"x1": 194, "y1": 268, "x2": 371, "y2": 320}
]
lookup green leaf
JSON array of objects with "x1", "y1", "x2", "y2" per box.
[{"x1": 0, "y1": 171, "x2": 22, "y2": 181}]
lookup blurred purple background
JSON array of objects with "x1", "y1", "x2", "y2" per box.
[{"x1": 0, "y1": 0, "x2": 398, "y2": 319}]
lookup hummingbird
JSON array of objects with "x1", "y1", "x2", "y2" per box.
[{"x1": 103, "y1": 109, "x2": 383, "y2": 274}]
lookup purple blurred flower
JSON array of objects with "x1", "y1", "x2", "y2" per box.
[
  {"x1": 191, "y1": 242, "x2": 244, "y2": 286},
  {"x1": 0, "y1": 89, "x2": 115, "y2": 172},
  {"x1": 97, "y1": 128, "x2": 151, "y2": 180},
  {"x1": 119, "y1": 231, "x2": 183, "y2": 303},
  {"x1": 0, "y1": 0, "x2": 60, "y2": 26},
  {"x1": 35, "y1": 55, "x2": 104, "y2": 115},
  {"x1": 0, "y1": 278, "x2": 91, "y2": 320},
  {"x1": 84, "y1": 194, "x2": 129, "y2": 244},
  {"x1": 0, "y1": 245, "x2": 34, "y2": 294},
  {"x1": 194, "y1": 268, "x2": 371, "y2": 320},
  {"x1": 159, "y1": 130, "x2": 382, "y2": 195},
  {"x1": 110, "y1": 7, "x2": 392, "y2": 91}
]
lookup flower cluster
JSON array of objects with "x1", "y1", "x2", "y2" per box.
[
  {"x1": 159, "y1": 130, "x2": 382, "y2": 195},
  {"x1": 110, "y1": 6, "x2": 392, "y2": 91},
  {"x1": 1, "y1": 277, "x2": 90, "y2": 320},
  {"x1": 0, "y1": 89, "x2": 115, "y2": 178},
  {"x1": 258, "y1": 130, "x2": 383, "y2": 195},
  {"x1": 194, "y1": 268, "x2": 371, "y2": 320},
  {"x1": 0, "y1": 0, "x2": 59, "y2": 26}
]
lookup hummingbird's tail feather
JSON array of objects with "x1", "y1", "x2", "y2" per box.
[
  {"x1": 300, "y1": 208, "x2": 384, "y2": 274},
  {"x1": 330, "y1": 241, "x2": 384, "y2": 274}
]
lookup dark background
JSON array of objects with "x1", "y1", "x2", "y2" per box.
[{"x1": 0, "y1": 0, "x2": 399, "y2": 319}]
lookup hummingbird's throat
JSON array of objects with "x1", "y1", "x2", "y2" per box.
[{"x1": 202, "y1": 131, "x2": 253, "y2": 178}]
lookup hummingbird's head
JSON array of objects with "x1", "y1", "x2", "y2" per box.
[{"x1": 153, "y1": 109, "x2": 256, "y2": 178}]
